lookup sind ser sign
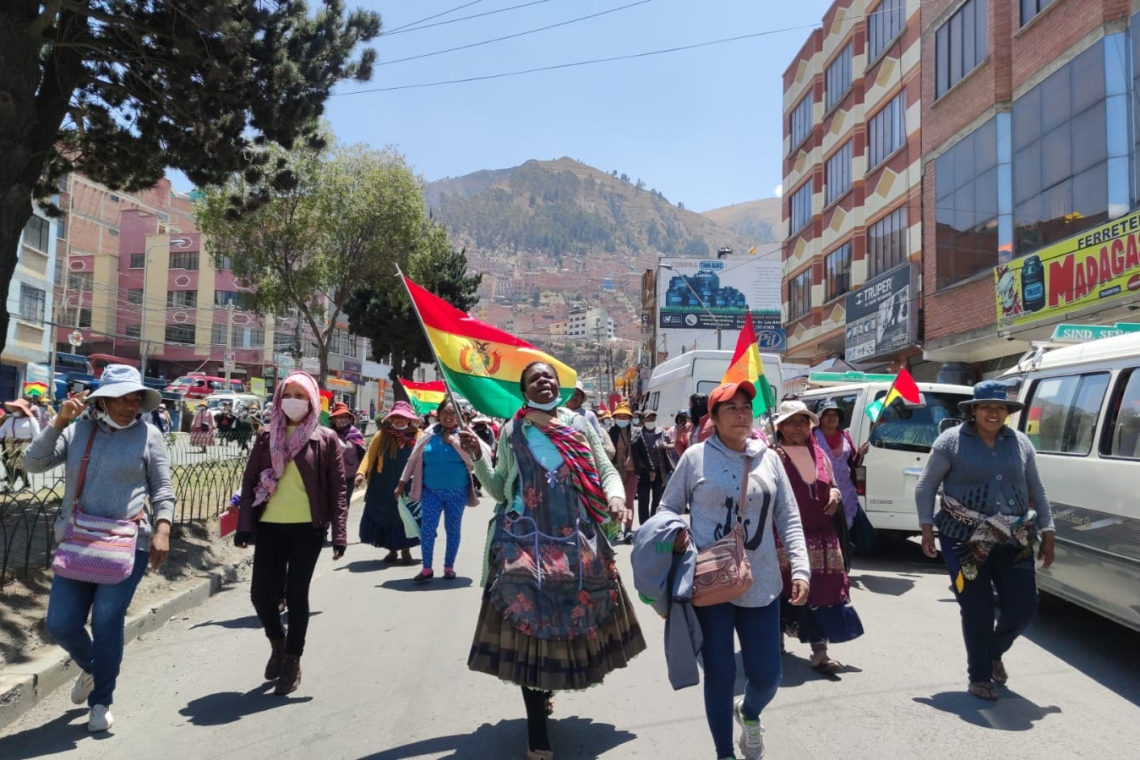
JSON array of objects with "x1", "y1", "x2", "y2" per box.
[{"x1": 996, "y1": 209, "x2": 1140, "y2": 330}]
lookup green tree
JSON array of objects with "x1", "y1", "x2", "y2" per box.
[
  {"x1": 344, "y1": 225, "x2": 482, "y2": 384},
  {"x1": 196, "y1": 138, "x2": 424, "y2": 383},
  {"x1": 0, "y1": 1, "x2": 380, "y2": 359}
]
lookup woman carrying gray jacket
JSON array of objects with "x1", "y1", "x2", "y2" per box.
[
  {"x1": 658, "y1": 380, "x2": 810, "y2": 760},
  {"x1": 24, "y1": 365, "x2": 174, "y2": 734}
]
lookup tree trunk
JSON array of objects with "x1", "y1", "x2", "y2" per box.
[{"x1": 388, "y1": 365, "x2": 409, "y2": 402}]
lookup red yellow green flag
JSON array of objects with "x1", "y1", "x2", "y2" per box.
[
  {"x1": 721, "y1": 312, "x2": 773, "y2": 416},
  {"x1": 400, "y1": 379, "x2": 447, "y2": 415},
  {"x1": 866, "y1": 368, "x2": 922, "y2": 422},
  {"x1": 403, "y1": 276, "x2": 577, "y2": 419}
]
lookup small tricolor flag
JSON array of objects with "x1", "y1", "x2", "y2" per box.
[
  {"x1": 721, "y1": 312, "x2": 773, "y2": 417},
  {"x1": 865, "y1": 368, "x2": 922, "y2": 422},
  {"x1": 402, "y1": 276, "x2": 577, "y2": 419},
  {"x1": 22, "y1": 382, "x2": 49, "y2": 399},
  {"x1": 400, "y1": 379, "x2": 447, "y2": 415}
]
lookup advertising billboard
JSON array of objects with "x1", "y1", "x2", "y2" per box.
[
  {"x1": 656, "y1": 251, "x2": 784, "y2": 355},
  {"x1": 844, "y1": 264, "x2": 915, "y2": 361},
  {"x1": 996, "y1": 209, "x2": 1140, "y2": 331}
]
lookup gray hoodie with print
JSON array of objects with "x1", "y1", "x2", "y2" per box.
[{"x1": 658, "y1": 435, "x2": 810, "y2": 607}]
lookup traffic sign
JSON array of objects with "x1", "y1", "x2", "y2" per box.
[
  {"x1": 1051, "y1": 323, "x2": 1140, "y2": 342},
  {"x1": 68, "y1": 330, "x2": 83, "y2": 347}
]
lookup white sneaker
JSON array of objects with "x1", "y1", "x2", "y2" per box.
[
  {"x1": 734, "y1": 696, "x2": 765, "y2": 760},
  {"x1": 88, "y1": 704, "x2": 113, "y2": 733},
  {"x1": 70, "y1": 671, "x2": 94, "y2": 705}
]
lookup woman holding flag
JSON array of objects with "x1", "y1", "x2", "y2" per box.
[{"x1": 462, "y1": 361, "x2": 646, "y2": 760}]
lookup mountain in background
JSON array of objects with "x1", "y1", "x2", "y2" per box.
[
  {"x1": 701, "y1": 198, "x2": 782, "y2": 245},
  {"x1": 424, "y1": 158, "x2": 754, "y2": 261}
]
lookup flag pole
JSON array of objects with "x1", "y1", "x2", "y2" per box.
[{"x1": 395, "y1": 265, "x2": 469, "y2": 430}]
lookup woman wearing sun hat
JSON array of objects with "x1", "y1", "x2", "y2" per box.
[
  {"x1": 24, "y1": 364, "x2": 174, "y2": 733},
  {"x1": 915, "y1": 380, "x2": 1054, "y2": 702},
  {"x1": 190, "y1": 400, "x2": 216, "y2": 453},
  {"x1": 356, "y1": 401, "x2": 421, "y2": 564},
  {"x1": 329, "y1": 402, "x2": 366, "y2": 504},
  {"x1": 1, "y1": 397, "x2": 41, "y2": 490}
]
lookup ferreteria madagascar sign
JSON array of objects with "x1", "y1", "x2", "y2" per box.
[{"x1": 996, "y1": 210, "x2": 1140, "y2": 330}]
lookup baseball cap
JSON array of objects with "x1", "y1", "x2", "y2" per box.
[{"x1": 708, "y1": 381, "x2": 756, "y2": 414}]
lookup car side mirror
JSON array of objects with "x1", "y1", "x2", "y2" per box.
[{"x1": 939, "y1": 418, "x2": 963, "y2": 434}]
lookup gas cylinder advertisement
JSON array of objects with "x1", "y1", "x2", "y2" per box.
[{"x1": 995, "y1": 209, "x2": 1140, "y2": 330}]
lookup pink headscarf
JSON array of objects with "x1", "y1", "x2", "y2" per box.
[{"x1": 254, "y1": 371, "x2": 321, "y2": 507}]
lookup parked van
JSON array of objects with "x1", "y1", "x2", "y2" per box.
[
  {"x1": 642, "y1": 349, "x2": 784, "y2": 421},
  {"x1": 1000, "y1": 331, "x2": 1140, "y2": 633},
  {"x1": 796, "y1": 373, "x2": 973, "y2": 535},
  {"x1": 166, "y1": 374, "x2": 245, "y2": 399}
]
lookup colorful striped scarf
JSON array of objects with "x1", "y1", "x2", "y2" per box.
[
  {"x1": 254, "y1": 371, "x2": 321, "y2": 507},
  {"x1": 515, "y1": 407, "x2": 609, "y2": 524}
]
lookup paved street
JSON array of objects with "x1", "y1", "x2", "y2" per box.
[{"x1": 2, "y1": 498, "x2": 1140, "y2": 760}]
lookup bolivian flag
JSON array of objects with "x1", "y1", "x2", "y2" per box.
[
  {"x1": 23, "y1": 382, "x2": 49, "y2": 399},
  {"x1": 400, "y1": 379, "x2": 446, "y2": 415},
  {"x1": 865, "y1": 368, "x2": 922, "y2": 422},
  {"x1": 403, "y1": 276, "x2": 577, "y2": 418},
  {"x1": 721, "y1": 312, "x2": 773, "y2": 416}
]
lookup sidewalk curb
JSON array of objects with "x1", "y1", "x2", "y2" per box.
[{"x1": 0, "y1": 556, "x2": 251, "y2": 732}]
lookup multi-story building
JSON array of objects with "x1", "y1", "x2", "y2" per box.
[
  {"x1": 919, "y1": 0, "x2": 1140, "y2": 379},
  {"x1": 567, "y1": 307, "x2": 615, "y2": 340},
  {"x1": 1, "y1": 209, "x2": 60, "y2": 399},
  {"x1": 782, "y1": 0, "x2": 924, "y2": 371}
]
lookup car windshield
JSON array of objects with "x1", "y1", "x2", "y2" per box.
[{"x1": 868, "y1": 390, "x2": 970, "y2": 453}]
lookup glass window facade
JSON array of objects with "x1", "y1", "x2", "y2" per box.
[
  {"x1": 935, "y1": 118, "x2": 999, "y2": 285},
  {"x1": 869, "y1": 92, "x2": 906, "y2": 169},
  {"x1": 166, "y1": 290, "x2": 198, "y2": 308},
  {"x1": 23, "y1": 215, "x2": 50, "y2": 253},
  {"x1": 936, "y1": 0, "x2": 988, "y2": 98},
  {"x1": 789, "y1": 269, "x2": 813, "y2": 320},
  {"x1": 868, "y1": 206, "x2": 909, "y2": 277},
  {"x1": 790, "y1": 94, "x2": 813, "y2": 151},
  {"x1": 1013, "y1": 40, "x2": 1107, "y2": 255},
  {"x1": 18, "y1": 284, "x2": 45, "y2": 322},
  {"x1": 869, "y1": 0, "x2": 906, "y2": 61},
  {"x1": 170, "y1": 252, "x2": 199, "y2": 271},
  {"x1": 826, "y1": 43, "x2": 853, "y2": 112},
  {"x1": 790, "y1": 181, "x2": 813, "y2": 235},
  {"x1": 1020, "y1": 0, "x2": 1056, "y2": 26},
  {"x1": 826, "y1": 141, "x2": 852, "y2": 206},
  {"x1": 825, "y1": 243, "x2": 852, "y2": 301},
  {"x1": 165, "y1": 325, "x2": 196, "y2": 345}
]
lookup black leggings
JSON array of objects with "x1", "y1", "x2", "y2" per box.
[
  {"x1": 522, "y1": 686, "x2": 552, "y2": 751},
  {"x1": 251, "y1": 522, "x2": 325, "y2": 656}
]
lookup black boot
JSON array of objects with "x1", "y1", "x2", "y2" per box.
[
  {"x1": 275, "y1": 654, "x2": 301, "y2": 695},
  {"x1": 264, "y1": 638, "x2": 285, "y2": 681}
]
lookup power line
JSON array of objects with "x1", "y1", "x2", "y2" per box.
[
  {"x1": 383, "y1": 1, "x2": 484, "y2": 36},
  {"x1": 376, "y1": 0, "x2": 654, "y2": 68},
  {"x1": 342, "y1": 23, "x2": 819, "y2": 94},
  {"x1": 382, "y1": 0, "x2": 554, "y2": 37}
]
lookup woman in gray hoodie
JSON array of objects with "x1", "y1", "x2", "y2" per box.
[{"x1": 658, "y1": 380, "x2": 810, "y2": 760}]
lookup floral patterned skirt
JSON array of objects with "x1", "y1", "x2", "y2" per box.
[{"x1": 468, "y1": 573, "x2": 646, "y2": 691}]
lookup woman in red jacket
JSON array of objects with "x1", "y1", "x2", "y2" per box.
[{"x1": 236, "y1": 371, "x2": 348, "y2": 695}]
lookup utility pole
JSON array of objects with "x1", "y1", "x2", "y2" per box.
[{"x1": 224, "y1": 302, "x2": 235, "y2": 388}]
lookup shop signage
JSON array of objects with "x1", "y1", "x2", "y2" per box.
[
  {"x1": 996, "y1": 209, "x2": 1140, "y2": 331},
  {"x1": 844, "y1": 264, "x2": 915, "y2": 362},
  {"x1": 342, "y1": 359, "x2": 362, "y2": 384}
]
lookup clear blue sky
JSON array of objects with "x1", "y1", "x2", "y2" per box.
[{"x1": 312, "y1": 0, "x2": 834, "y2": 211}]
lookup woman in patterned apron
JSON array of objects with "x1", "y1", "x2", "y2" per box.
[{"x1": 461, "y1": 361, "x2": 646, "y2": 760}]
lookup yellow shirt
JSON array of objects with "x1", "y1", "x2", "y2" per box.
[{"x1": 260, "y1": 428, "x2": 312, "y2": 524}]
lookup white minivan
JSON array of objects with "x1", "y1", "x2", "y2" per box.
[
  {"x1": 1001, "y1": 331, "x2": 1140, "y2": 633},
  {"x1": 797, "y1": 374, "x2": 974, "y2": 535},
  {"x1": 642, "y1": 349, "x2": 784, "y2": 422}
]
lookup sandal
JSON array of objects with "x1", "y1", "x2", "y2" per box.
[
  {"x1": 969, "y1": 681, "x2": 1000, "y2": 701},
  {"x1": 811, "y1": 656, "x2": 844, "y2": 675},
  {"x1": 382, "y1": 551, "x2": 398, "y2": 563},
  {"x1": 399, "y1": 553, "x2": 416, "y2": 565},
  {"x1": 992, "y1": 660, "x2": 1008, "y2": 686}
]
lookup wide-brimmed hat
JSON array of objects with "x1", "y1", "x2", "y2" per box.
[
  {"x1": 4, "y1": 399, "x2": 34, "y2": 417},
  {"x1": 87, "y1": 365, "x2": 162, "y2": 414},
  {"x1": 329, "y1": 402, "x2": 354, "y2": 421},
  {"x1": 612, "y1": 402, "x2": 632, "y2": 418},
  {"x1": 383, "y1": 401, "x2": 418, "y2": 423},
  {"x1": 709, "y1": 381, "x2": 756, "y2": 415},
  {"x1": 573, "y1": 381, "x2": 587, "y2": 397},
  {"x1": 773, "y1": 400, "x2": 819, "y2": 427},
  {"x1": 471, "y1": 415, "x2": 493, "y2": 425},
  {"x1": 958, "y1": 380, "x2": 1024, "y2": 415}
]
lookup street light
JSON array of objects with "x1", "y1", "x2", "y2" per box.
[{"x1": 660, "y1": 264, "x2": 722, "y2": 350}]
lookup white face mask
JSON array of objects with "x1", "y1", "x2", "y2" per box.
[
  {"x1": 644, "y1": 421, "x2": 657, "y2": 431},
  {"x1": 390, "y1": 422, "x2": 409, "y2": 431},
  {"x1": 97, "y1": 408, "x2": 135, "y2": 430},
  {"x1": 280, "y1": 398, "x2": 309, "y2": 422},
  {"x1": 528, "y1": 397, "x2": 560, "y2": 412}
]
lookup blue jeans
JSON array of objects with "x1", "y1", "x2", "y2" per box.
[
  {"x1": 941, "y1": 539, "x2": 1038, "y2": 683},
  {"x1": 45, "y1": 549, "x2": 149, "y2": 707},
  {"x1": 419, "y1": 487, "x2": 467, "y2": 570},
  {"x1": 694, "y1": 599, "x2": 782, "y2": 759}
]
